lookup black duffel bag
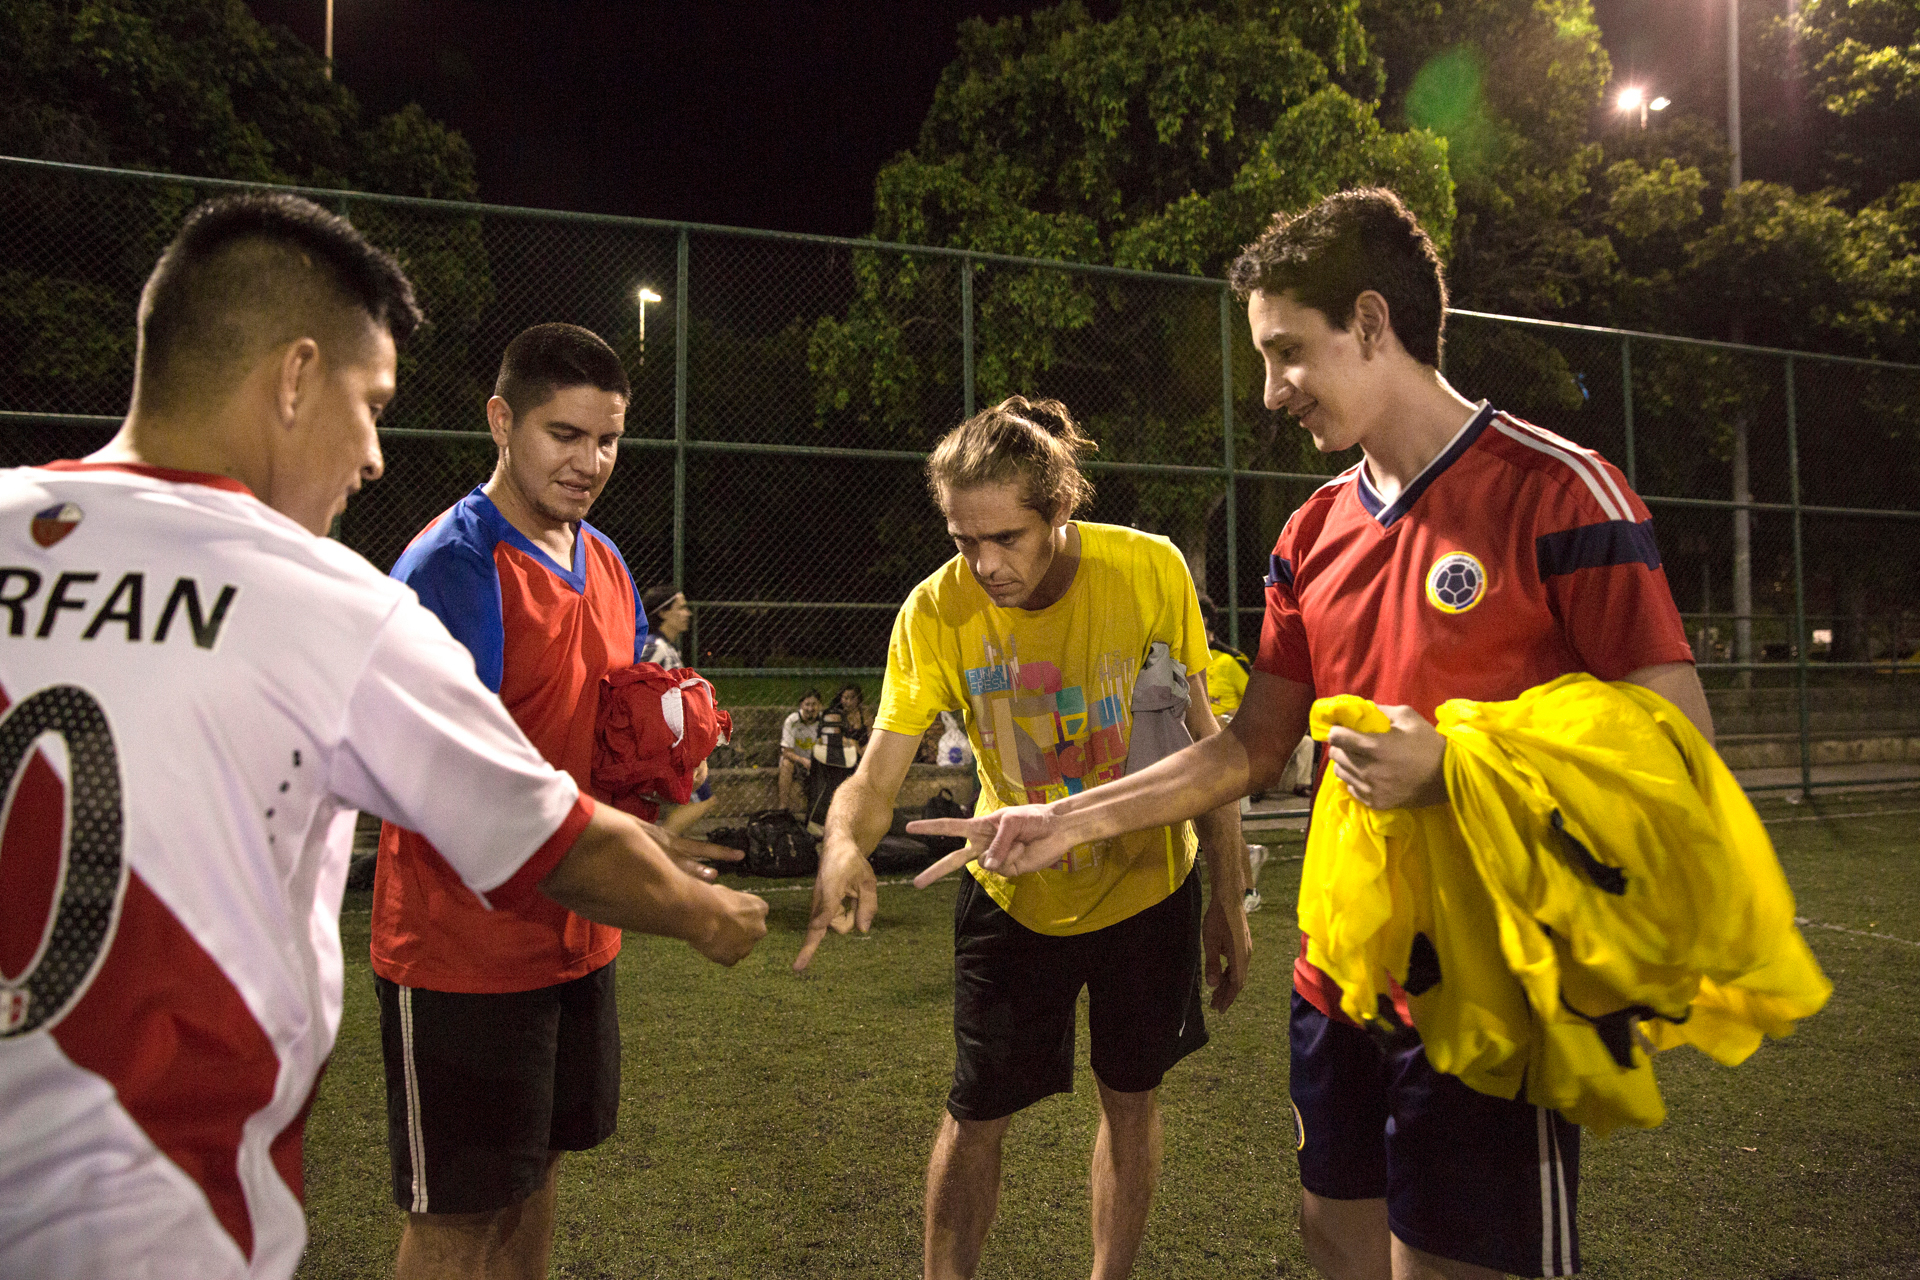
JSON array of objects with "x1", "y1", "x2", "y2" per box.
[{"x1": 744, "y1": 808, "x2": 819, "y2": 877}]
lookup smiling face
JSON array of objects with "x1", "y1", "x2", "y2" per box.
[
  {"x1": 941, "y1": 480, "x2": 1067, "y2": 610},
  {"x1": 1247, "y1": 287, "x2": 1377, "y2": 456},
  {"x1": 276, "y1": 320, "x2": 396, "y2": 535},
  {"x1": 488, "y1": 383, "x2": 626, "y2": 530},
  {"x1": 798, "y1": 694, "x2": 822, "y2": 722}
]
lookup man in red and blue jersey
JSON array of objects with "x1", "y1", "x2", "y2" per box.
[
  {"x1": 912, "y1": 189, "x2": 1714, "y2": 1280},
  {"x1": 371, "y1": 323, "x2": 656, "y2": 1279}
]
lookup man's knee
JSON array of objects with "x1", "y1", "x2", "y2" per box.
[
  {"x1": 1093, "y1": 1079, "x2": 1158, "y2": 1127},
  {"x1": 1297, "y1": 1192, "x2": 1388, "y2": 1280}
]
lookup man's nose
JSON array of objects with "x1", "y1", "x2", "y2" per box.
[
  {"x1": 1265, "y1": 370, "x2": 1295, "y2": 412},
  {"x1": 364, "y1": 435, "x2": 385, "y2": 483}
]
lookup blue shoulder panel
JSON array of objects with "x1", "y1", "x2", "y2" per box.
[{"x1": 390, "y1": 488, "x2": 508, "y2": 692}]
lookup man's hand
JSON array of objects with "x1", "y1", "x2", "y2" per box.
[
  {"x1": 637, "y1": 819, "x2": 741, "y2": 882},
  {"x1": 793, "y1": 843, "x2": 878, "y2": 971},
  {"x1": 1203, "y1": 889, "x2": 1251, "y2": 1012},
  {"x1": 1324, "y1": 705, "x2": 1448, "y2": 810},
  {"x1": 906, "y1": 803, "x2": 1075, "y2": 885},
  {"x1": 691, "y1": 884, "x2": 771, "y2": 966}
]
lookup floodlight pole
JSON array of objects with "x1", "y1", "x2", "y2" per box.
[{"x1": 324, "y1": 0, "x2": 334, "y2": 79}]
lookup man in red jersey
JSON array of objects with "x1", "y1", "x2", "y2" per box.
[
  {"x1": 371, "y1": 323, "x2": 694, "y2": 1280},
  {"x1": 912, "y1": 188, "x2": 1713, "y2": 1280}
]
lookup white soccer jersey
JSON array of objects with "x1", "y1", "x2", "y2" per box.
[{"x1": 0, "y1": 463, "x2": 593, "y2": 1279}]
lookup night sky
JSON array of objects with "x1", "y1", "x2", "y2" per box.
[{"x1": 245, "y1": 0, "x2": 1765, "y2": 236}]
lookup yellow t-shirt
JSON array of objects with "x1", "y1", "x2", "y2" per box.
[{"x1": 875, "y1": 522, "x2": 1208, "y2": 935}]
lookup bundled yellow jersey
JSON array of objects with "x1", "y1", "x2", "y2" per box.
[
  {"x1": 875, "y1": 522, "x2": 1207, "y2": 935},
  {"x1": 1302, "y1": 675, "x2": 1831, "y2": 1135}
]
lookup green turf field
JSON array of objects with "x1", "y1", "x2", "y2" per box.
[{"x1": 296, "y1": 790, "x2": 1920, "y2": 1278}]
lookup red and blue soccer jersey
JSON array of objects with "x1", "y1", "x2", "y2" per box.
[
  {"x1": 1254, "y1": 403, "x2": 1695, "y2": 1018},
  {"x1": 371, "y1": 487, "x2": 647, "y2": 994}
]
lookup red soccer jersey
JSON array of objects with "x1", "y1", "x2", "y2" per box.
[
  {"x1": 371, "y1": 489, "x2": 644, "y2": 994},
  {"x1": 1253, "y1": 404, "x2": 1695, "y2": 1020}
]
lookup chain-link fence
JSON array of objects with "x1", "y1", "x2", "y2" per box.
[{"x1": 5, "y1": 155, "x2": 1918, "y2": 794}]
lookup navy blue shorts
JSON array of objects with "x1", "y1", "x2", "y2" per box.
[{"x1": 1289, "y1": 991, "x2": 1581, "y2": 1277}]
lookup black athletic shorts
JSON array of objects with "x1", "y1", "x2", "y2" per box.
[
  {"x1": 948, "y1": 867, "x2": 1207, "y2": 1121},
  {"x1": 376, "y1": 961, "x2": 621, "y2": 1215},
  {"x1": 1289, "y1": 991, "x2": 1582, "y2": 1277}
]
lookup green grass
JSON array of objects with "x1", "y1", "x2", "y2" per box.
[
  {"x1": 297, "y1": 791, "x2": 1920, "y2": 1279},
  {"x1": 707, "y1": 675, "x2": 879, "y2": 709}
]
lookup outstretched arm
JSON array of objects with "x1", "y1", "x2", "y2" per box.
[
  {"x1": 910, "y1": 671, "x2": 1313, "y2": 882},
  {"x1": 792, "y1": 727, "x2": 920, "y2": 971},
  {"x1": 540, "y1": 805, "x2": 769, "y2": 965}
]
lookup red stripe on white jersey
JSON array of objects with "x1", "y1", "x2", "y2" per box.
[{"x1": 49, "y1": 871, "x2": 280, "y2": 1262}]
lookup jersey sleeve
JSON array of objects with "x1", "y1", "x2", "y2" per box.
[
  {"x1": 1533, "y1": 459, "x2": 1694, "y2": 681},
  {"x1": 779, "y1": 713, "x2": 799, "y2": 750},
  {"x1": 393, "y1": 540, "x2": 507, "y2": 693},
  {"x1": 1253, "y1": 517, "x2": 1315, "y2": 687},
  {"x1": 329, "y1": 595, "x2": 592, "y2": 909},
  {"x1": 873, "y1": 585, "x2": 960, "y2": 738}
]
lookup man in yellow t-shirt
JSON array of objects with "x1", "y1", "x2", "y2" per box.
[{"x1": 793, "y1": 396, "x2": 1250, "y2": 1280}]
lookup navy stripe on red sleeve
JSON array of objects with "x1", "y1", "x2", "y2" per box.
[
  {"x1": 1266, "y1": 554, "x2": 1294, "y2": 588},
  {"x1": 1535, "y1": 519, "x2": 1662, "y2": 579}
]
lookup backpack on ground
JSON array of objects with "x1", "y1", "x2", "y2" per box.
[
  {"x1": 744, "y1": 808, "x2": 818, "y2": 877},
  {"x1": 918, "y1": 787, "x2": 971, "y2": 858},
  {"x1": 870, "y1": 834, "x2": 938, "y2": 874}
]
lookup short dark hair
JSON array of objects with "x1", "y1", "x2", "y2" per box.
[
  {"x1": 1228, "y1": 188, "x2": 1448, "y2": 367},
  {"x1": 135, "y1": 192, "x2": 422, "y2": 414},
  {"x1": 493, "y1": 323, "x2": 631, "y2": 419},
  {"x1": 800, "y1": 688, "x2": 823, "y2": 705}
]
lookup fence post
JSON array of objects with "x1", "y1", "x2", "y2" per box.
[
  {"x1": 962, "y1": 255, "x2": 975, "y2": 420},
  {"x1": 1220, "y1": 287, "x2": 1239, "y2": 651},
  {"x1": 1620, "y1": 334, "x2": 1636, "y2": 488},
  {"x1": 674, "y1": 227, "x2": 689, "y2": 605},
  {"x1": 1785, "y1": 354, "x2": 1812, "y2": 801}
]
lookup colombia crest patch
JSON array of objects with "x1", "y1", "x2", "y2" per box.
[{"x1": 1425, "y1": 550, "x2": 1487, "y2": 614}]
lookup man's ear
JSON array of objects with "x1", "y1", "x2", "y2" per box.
[
  {"x1": 275, "y1": 338, "x2": 322, "y2": 426},
  {"x1": 486, "y1": 395, "x2": 515, "y2": 450},
  {"x1": 1352, "y1": 291, "x2": 1393, "y2": 356}
]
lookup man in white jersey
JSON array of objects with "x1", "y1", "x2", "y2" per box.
[{"x1": 0, "y1": 192, "x2": 767, "y2": 1280}]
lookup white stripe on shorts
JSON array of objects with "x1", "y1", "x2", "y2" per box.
[
  {"x1": 1536, "y1": 1106, "x2": 1575, "y2": 1276},
  {"x1": 399, "y1": 985, "x2": 429, "y2": 1213}
]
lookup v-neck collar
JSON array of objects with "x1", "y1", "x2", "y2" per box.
[
  {"x1": 473, "y1": 487, "x2": 587, "y2": 592},
  {"x1": 1354, "y1": 402, "x2": 1494, "y2": 529}
]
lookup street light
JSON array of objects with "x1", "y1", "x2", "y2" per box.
[
  {"x1": 1615, "y1": 86, "x2": 1669, "y2": 128},
  {"x1": 636, "y1": 287, "x2": 662, "y2": 361},
  {"x1": 324, "y1": 0, "x2": 334, "y2": 79}
]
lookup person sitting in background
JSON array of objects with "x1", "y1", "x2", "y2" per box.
[
  {"x1": 778, "y1": 689, "x2": 825, "y2": 814},
  {"x1": 835, "y1": 682, "x2": 873, "y2": 744},
  {"x1": 639, "y1": 584, "x2": 691, "y2": 668},
  {"x1": 639, "y1": 584, "x2": 715, "y2": 834}
]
